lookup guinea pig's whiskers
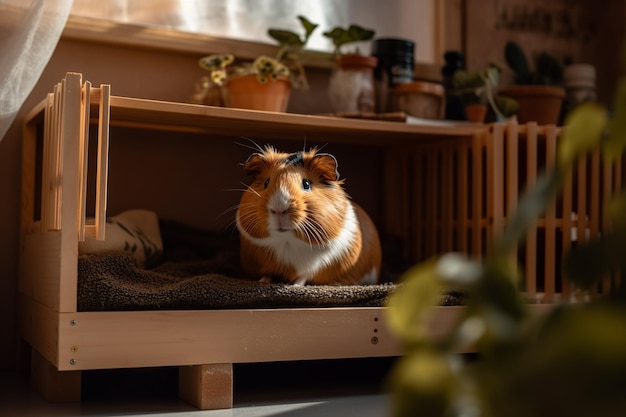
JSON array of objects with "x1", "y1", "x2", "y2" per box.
[
  {"x1": 235, "y1": 137, "x2": 264, "y2": 153},
  {"x1": 301, "y1": 217, "x2": 329, "y2": 247},
  {"x1": 242, "y1": 185, "x2": 261, "y2": 198}
]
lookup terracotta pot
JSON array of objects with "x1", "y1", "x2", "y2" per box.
[
  {"x1": 499, "y1": 85, "x2": 565, "y2": 125},
  {"x1": 464, "y1": 104, "x2": 487, "y2": 123},
  {"x1": 337, "y1": 54, "x2": 378, "y2": 70},
  {"x1": 223, "y1": 74, "x2": 291, "y2": 112},
  {"x1": 393, "y1": 81, "x2": 445, "y2": 119}
]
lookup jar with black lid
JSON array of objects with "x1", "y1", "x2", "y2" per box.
[{"x1": 371, "y1": 38, "x2": 415, "y2": 113}]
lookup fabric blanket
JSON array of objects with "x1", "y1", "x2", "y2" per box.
[{"x1": 77, "y1": 252, "x2": 466, "y2": 311}]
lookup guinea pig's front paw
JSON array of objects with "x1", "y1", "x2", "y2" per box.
[{"x1": 259, "y1": 276, "x2": 273, "y2": 284}]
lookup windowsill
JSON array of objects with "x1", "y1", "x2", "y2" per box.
[{"x1": 62, "y1": 15, "x2": 441, "y2": 81}]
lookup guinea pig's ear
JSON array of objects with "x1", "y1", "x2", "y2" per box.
[
  {"x1": 243, "y1": 153, "x2": 266, "y2": 178},
  {"x1": 310, "y1": 153, "x2": 340, "y2": 182}
]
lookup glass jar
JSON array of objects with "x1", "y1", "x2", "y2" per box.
[{"x1": 328, "y1": 54, "x2": 378, "y2": 114}]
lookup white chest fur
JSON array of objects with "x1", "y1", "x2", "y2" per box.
[{"x1": 238, "y1": 200, "x2": 359, "y2": 284}]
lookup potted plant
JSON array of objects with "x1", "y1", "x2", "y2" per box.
[
  {"x1": 196, "y1": 15, "x2": 318, "y2": 112},
  {"x1": 500, "y1": 40, "x2": 566, "y2": 125},
  {"x1": 323, "y1": 24, "x2": 377, "y2": 113},
  {"x1": 452, "y1": 63, "x2": 518, "y2": 122}
]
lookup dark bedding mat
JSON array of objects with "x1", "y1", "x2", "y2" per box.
[{"x1": 77, "y1": 252, "x2": 466, "y2": 311}]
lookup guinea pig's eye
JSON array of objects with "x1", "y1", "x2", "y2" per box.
[
  {"x1": 264, "y1": 178, "x2": 270, "y2": 189},
  {"x1": 302, "y1": 179, "x2": 312, "y2": 191}
]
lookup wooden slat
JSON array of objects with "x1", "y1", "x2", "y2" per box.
[
  {"x1": 589, "y1": 151, "x2": 601, "y2": 297},
  {"x1": 424, "y1": 146, "x2": 440, "y2": 256},
  {"x1": 561, "y1": 165, "x2": 574, "y2": 300},
  {"x1": 95, "y1": 84, "x2": 111, "y2": 241},
  {"x1": 59, "y1": 73, "x2": 83, "y2": 312},
  {"x1": 413, "y1": 148, "x2": 425, "y2": 259},
  {"x1": 442, "y1": 144, "x2": 453, "y2": 251},
  {"x1": 488, "y1": 124, "x2": 505, "y2": 249},
  {"x1": 55, "y1": 307, "x2": 413, "y2": 371},
  {"x1": 524, "y1": 123, "x2": 539, "y2": 296},
  {"x1": 471, "y1": 132, "x2": 484, "y2": 257},
  {"x1": 543, "y1": 126, "x2": 558, "y2": 301},
  {"x1": 54, "y1": 80, "x2": 63, "y2": 229},
  {"x1": 457, "y1": 139, "x2": 469, "y2": 253},
  {"x1": 78, "y1": 81, "x2": 91, "y2": 242}
]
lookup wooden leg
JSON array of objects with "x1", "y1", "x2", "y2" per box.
[
  {"x1": 30, "y1": 349, "x2": 81, "y2": 403},
  {"x1": 179, "y1": 363, "x2": 233, "y2": 410}
]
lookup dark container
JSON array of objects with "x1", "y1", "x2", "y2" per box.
[
  {"x1": 441, "y1": 50, "x2": 466, "y2": 120},
  {"x1": 371, "y1": 38, "x2": 415, "y2": 113}
]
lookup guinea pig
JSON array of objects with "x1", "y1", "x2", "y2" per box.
[{"x1": 236, "y1": 145, "x2": 382, "y2": 285}]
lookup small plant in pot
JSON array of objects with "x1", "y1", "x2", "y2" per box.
[
  {"x1": 452, "y1": 63, "x2": 518, "y2": 122},
  {"x1": 323, "y1": 24, "x2": 377, "y2": 114},
  {"x1": 500, "y1": 40, "x2": 566, "y2": 125},
  {"x1": 196, "y1": 15, "x2": 318, "y2": 112}
]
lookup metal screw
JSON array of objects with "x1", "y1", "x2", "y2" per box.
[
  {"x1": 69, "y1": 359, "x2": 76, "y2": 365},
  {"x1": 371, "y1": 336, "x2": 379, "y2": 345},
  {"x1": 70, "y1": 320, "x2": 77, "y2": 326}
]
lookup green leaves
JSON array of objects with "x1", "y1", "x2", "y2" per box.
[
  {"x1": 494, "y1": 169, "x2": 562, "y2": 257},
  {"x1": 558, "y1": 102, "x2": 608, "y2": 169},
  {"x1": 297, "y1": 15, "x2": 318, "y2": 42},
  {"x1": 390, "y1": 350, "x2": 457, "y2": 417},
  {"x1": 267, "y1": 15, "x2": 319, "y2": 47},
  {"x1": 322, "y1": 24, "x2": 375, "y2": 54},
  {"x1": 386, "y1": 259, "x2": 441, "y2": 346},
  {"x1": 504, "y1": 40, "x2": 564, "y2": 85}
]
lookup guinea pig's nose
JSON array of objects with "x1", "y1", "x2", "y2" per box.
[{"x1": 269, "y1": 188, "x2": 291, "y2": 214}]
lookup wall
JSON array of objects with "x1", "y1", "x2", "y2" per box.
[{"x1": 464, "y1": 0, "x2": 626, "y2": 105}]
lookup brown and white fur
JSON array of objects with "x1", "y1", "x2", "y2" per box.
[{"x1": 236, "y1": 146, "x2": 382, "y2": 285}]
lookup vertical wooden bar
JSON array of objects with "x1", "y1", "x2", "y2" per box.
[
  {"x1": 601, "y1": 158, "x2": 613, "y2": 295},
  {"x1": 561, "y1": 166, "x2": 574, "y2": 300},
  {"x1": 95, "y1": 84, "x2": 111, "y2": 241},
  {"x1": 413, "y1": 148, "x2": 424, "y2": 260},
  {"x1": 488, "y1": 124, "x2": 505, "y2": 248},
  {"x1": 612, "y1": 158, "x2": 622, "y2": 290},
  {"x1": 505, "y1": 123, "x2": 519, "y2": 222},
  {"x1": 543, "y1": 126, "x2": 558, "y2": 301},
  {"x1": 524, "y1": 123, "x2": 539, "y2": 296},
  {"x1": 442, "y1": 142, "x2": 453, "y2": 251},
  {"x1": 58, "y1": 73, "x2": 83, "y2": 312},
  {"x1": 179, "y1": 364, "x2": 233, "y2": 410},
  {"x1": 457, "y1": 139, "x2": 469, "y2": 253},
  {"x1": 41, "y1": 93, "x2": 54, "y2": 233},
  {"x1": 426, "y1": 146, "x2": 438, "y2": 255},
  {"x1": 78, "y1": 81, "x2": 91, "y2": 242},
  {"x1": 471, "y1": 132, "x2": 483, "y2": 257},
  {"x1": 53, "y1": 80, "x2": 64, "y2": 230},
  {"x1": 576, "y1": 156, "x2": 588, "y2": 251},
  {"x1": 589, "y1": 150, "x2": 601, "y2": 297}
]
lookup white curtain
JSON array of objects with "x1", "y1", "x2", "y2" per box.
[{"x1": 0, "y1": 0, "x2": 73, "y2": 142}]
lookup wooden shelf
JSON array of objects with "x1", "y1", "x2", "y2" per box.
[{"x1": 27, "y1": 95, "x2": 484, "y2": 146}]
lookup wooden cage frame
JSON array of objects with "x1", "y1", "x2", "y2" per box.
[{"x1": 19, "y1": 73, "x2": 620, "y2": 409}]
